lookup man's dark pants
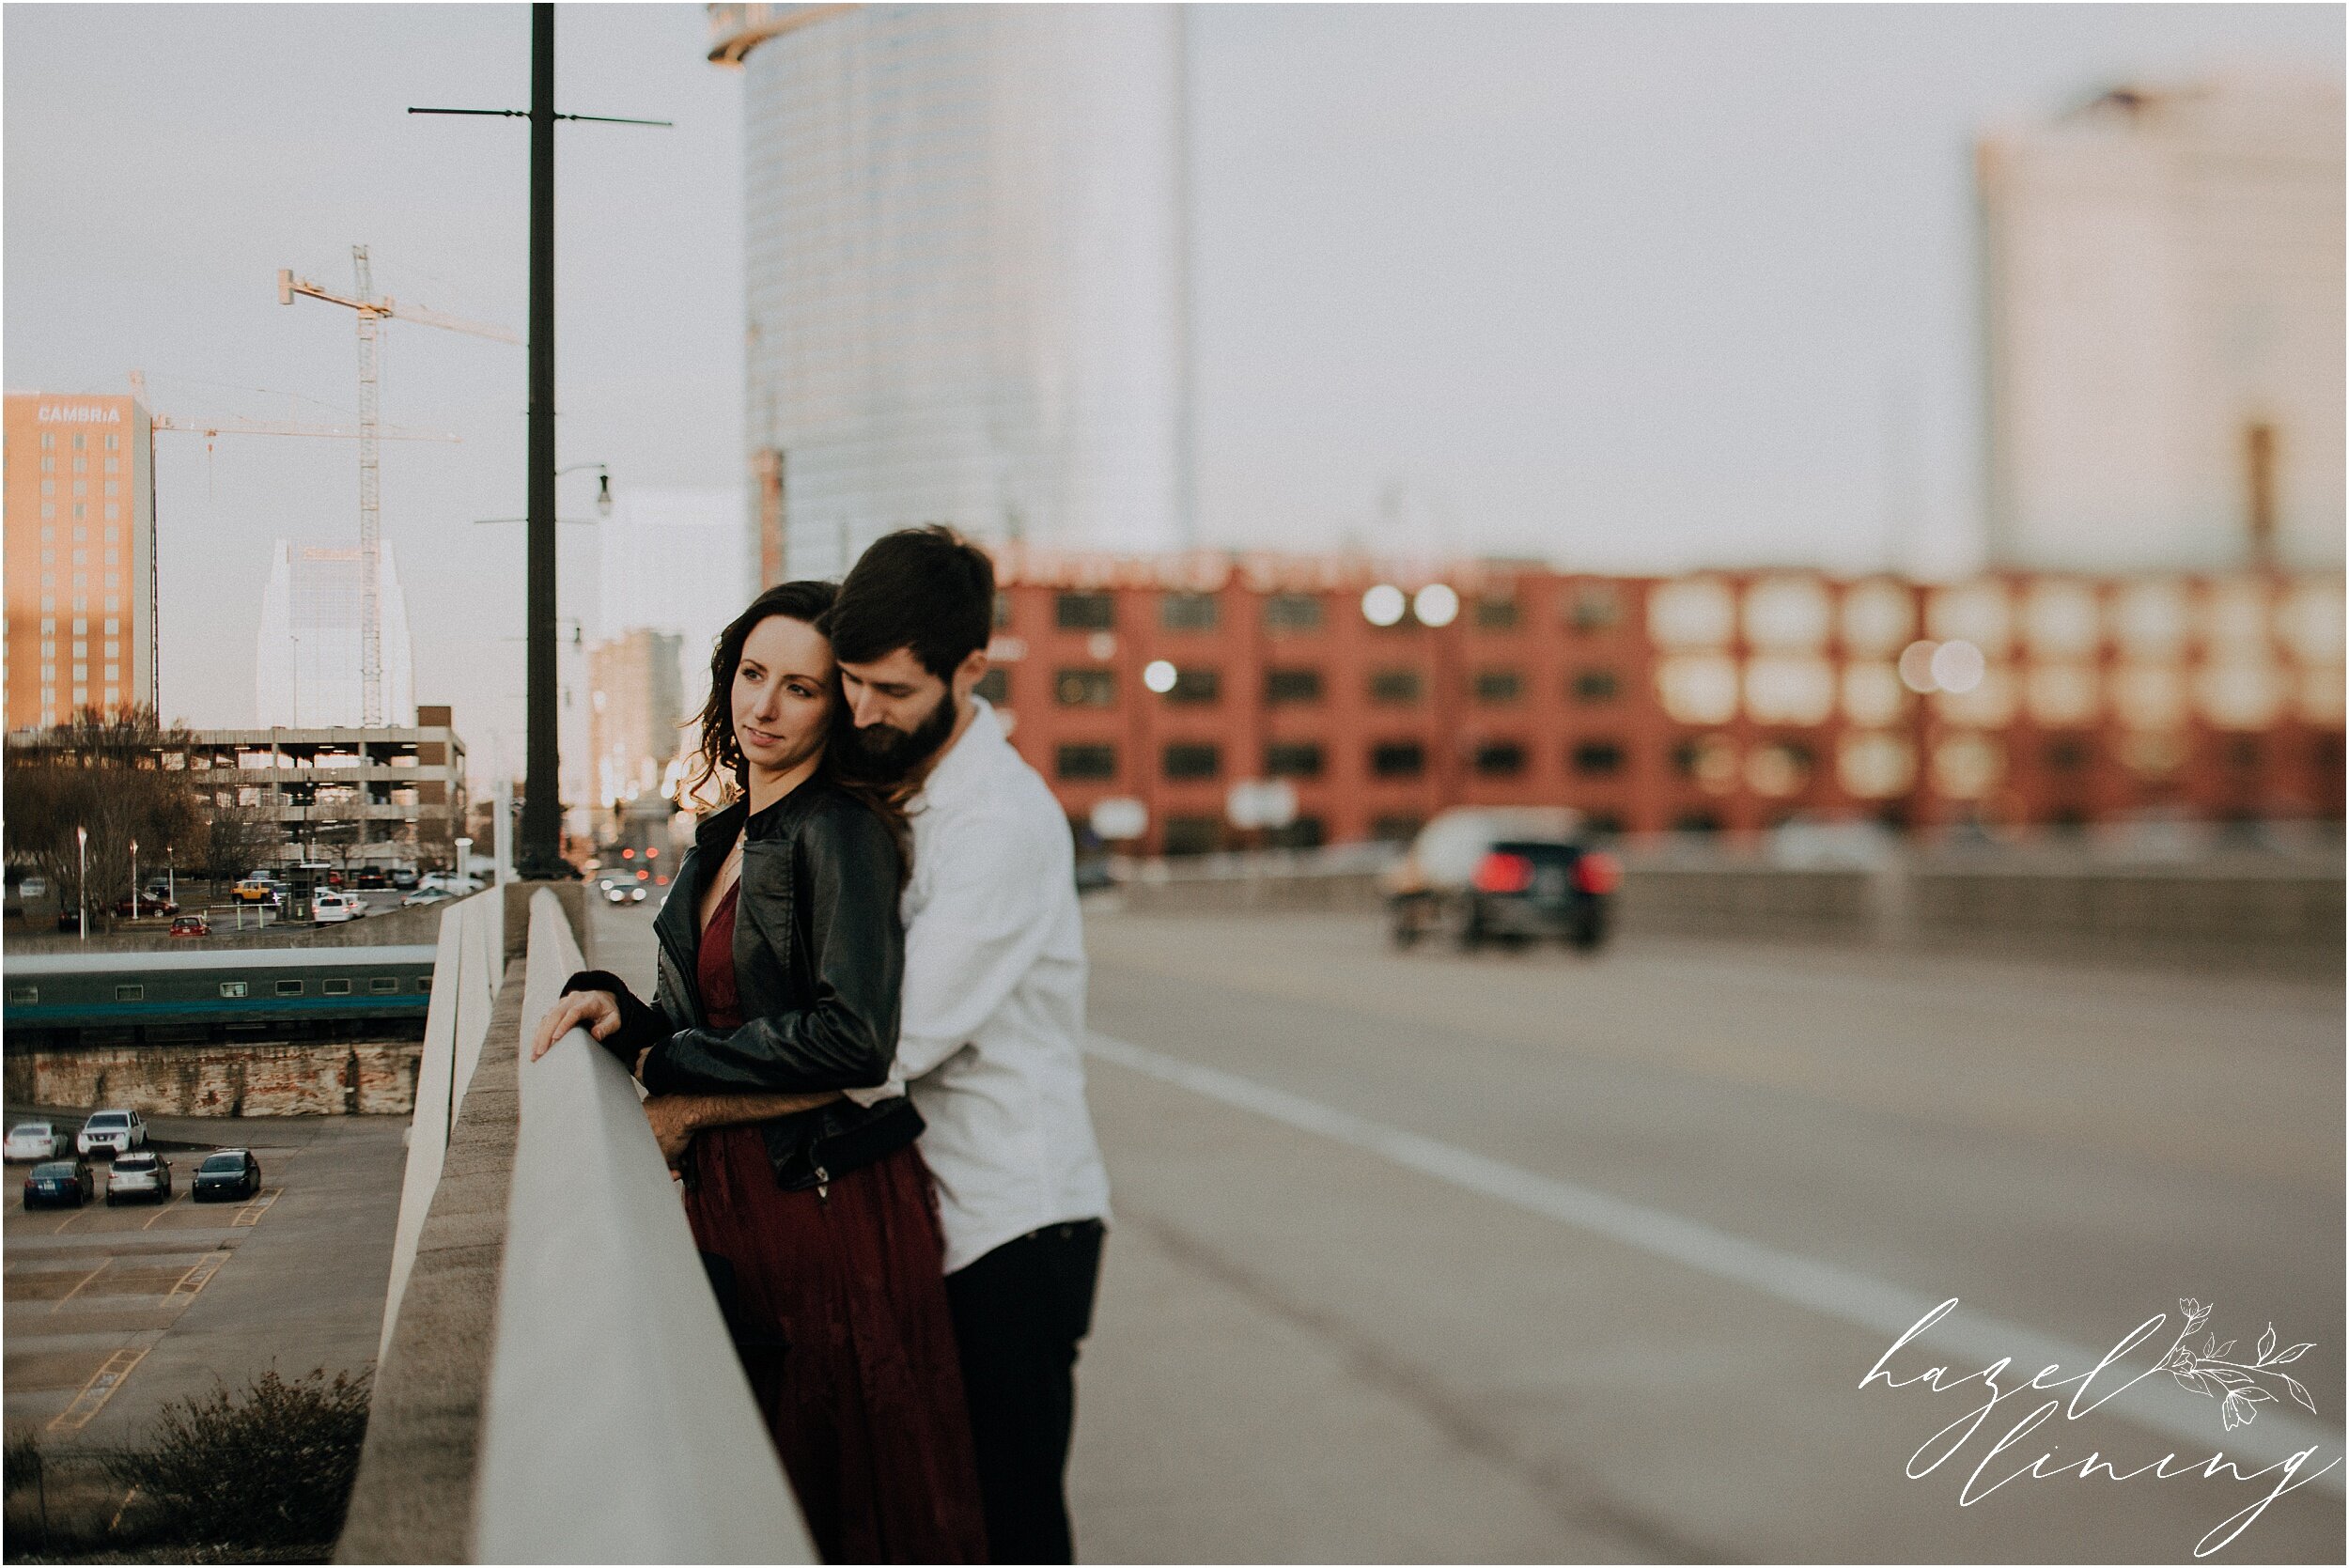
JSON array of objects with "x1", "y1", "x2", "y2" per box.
[{"x1": 944, "y1": 1219, "x2": 1105, "y2": 1564}]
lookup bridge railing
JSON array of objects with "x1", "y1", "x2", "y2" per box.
[
  {"x1": 377, "y1": 887, "x2": 503, "y2": 1360},
  {"x1": 343, "y1": 887, "x2": 813, "y2": 1563}
]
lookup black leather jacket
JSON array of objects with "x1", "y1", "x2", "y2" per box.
[{"x1": 562, "y1": 777, "x2": 922, "y2": 1192}]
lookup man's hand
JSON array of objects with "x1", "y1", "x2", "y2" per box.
[
  {"x1": 530, "y1": 989, "x2": 622, "y2": 1062},
  {"x1": 643, "y1": 1095, "x2": 699, "y2": 1168}
]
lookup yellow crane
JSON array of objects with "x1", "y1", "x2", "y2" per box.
[{"x1": 279, "y1": 245, "x2": 519, "y2": 724}]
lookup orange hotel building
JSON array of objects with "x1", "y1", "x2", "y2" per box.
[
  {"x1": 969, "y1": 545, "x2": 2345, "y2": 854},
  {"x1": 3, "y1": 391, "x2": 160, "y2": 731}
]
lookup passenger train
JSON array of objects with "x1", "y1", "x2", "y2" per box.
[{"x1": 3, "y1": 945, "x2": 436, "y2": 1048}]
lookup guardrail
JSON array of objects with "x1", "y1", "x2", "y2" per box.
[
  {"x1": 344, "y1": 887, "x2": 812, "y2": 1563},
  {"x1": 471, "y1": 892, "x2": 812, "y2": 1561},
  {"x1": 377, "y1": 889, "x2": 504, "y2": 1362}
]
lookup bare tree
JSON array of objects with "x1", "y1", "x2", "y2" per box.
[{"x1": 5, "y1": 707, "x2": 210, "y2": 924}]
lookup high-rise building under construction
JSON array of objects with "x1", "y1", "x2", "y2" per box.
[{"x1": 710, "y1": 3, "x2": 1191, "y2": 581}]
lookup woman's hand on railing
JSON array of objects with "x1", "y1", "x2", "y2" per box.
[{"x1": 530, "y1": 989, "x2": 623, "y2": 1062}]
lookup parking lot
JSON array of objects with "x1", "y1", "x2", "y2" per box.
[{"x1": 3, "y1": 1110, "x2": 406, "y2": 1452}]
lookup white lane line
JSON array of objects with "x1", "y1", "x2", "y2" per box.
[{"x1": 1085, "y1": 1032, "x2": 2344, "y2": 1491}]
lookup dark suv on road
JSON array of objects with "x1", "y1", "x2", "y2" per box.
[{"x1": 1382, "y1": 806, "x2": 1621, "y2": 953}]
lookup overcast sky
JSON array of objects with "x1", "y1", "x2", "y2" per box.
[{"x1": 6, "y1": 3, "x2": 2340, "y2": 777}]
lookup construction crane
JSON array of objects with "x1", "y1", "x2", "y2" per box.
[{"x1": 279, "y1": 245, "x2": 520, "y2": 725}]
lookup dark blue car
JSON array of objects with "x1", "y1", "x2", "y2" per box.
[{"x1": 23, "y1": 1158, "x2": 95, "y2": 1208}]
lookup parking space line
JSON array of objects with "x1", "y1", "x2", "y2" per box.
[
  {"x1": 169, "y1": 1252, "x2": 226, "y2": 1299},
  {"x1": 139, "y1": 1192, "x2": 183, "y2": 1230},
  {"x1": 47, "y1": 1345, "x2": 149, "y2": 1434},
  {"x1": 48, "y1": 1264, "x2": 108, "y2": 1313},
  {"x1": 233, "y1": 1188, "x2": 281, "y2": 1227}
]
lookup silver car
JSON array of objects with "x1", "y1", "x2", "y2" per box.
[{"x1": 105, "y1": 1151, "x2": 173, "y2": 1205}]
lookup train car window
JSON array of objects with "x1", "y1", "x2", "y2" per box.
[
  {"x1": 370, "y1": 977, "x2": 398, "y2": 994},
  {"x1": 9, "y1": 985, "x2": 38, "y2": 1003},
  {"x1": 323, "y1": 979, "x2": 352, "y2": 996},
  {"x1": 275, "y1": 980, "x2": 303, "y2": 998},
  {"x1": 219, "y1": 982, "x2": 248, "y2": 999},
  {"x1": 418, "y1": 976, "x2": 433, "y2": 993},
  {"x1": 115, "y1": 985, "x2": 145, "y2": 1001}
]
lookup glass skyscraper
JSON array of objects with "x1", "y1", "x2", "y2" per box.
[{"x1": 713, "y1": 3, "x2": 1191, "y2": 578}]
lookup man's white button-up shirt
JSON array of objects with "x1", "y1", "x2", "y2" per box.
[{"x1": 890, "y1": 697, "x2": 1111, "y2": 1274}]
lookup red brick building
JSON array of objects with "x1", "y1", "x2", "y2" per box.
[{"x1": 979, "y1": 546, "x2": 2344, "y2": 854}]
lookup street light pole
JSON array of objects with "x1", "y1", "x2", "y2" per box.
[
  {"x1": 410, "y1": 8, "x2": 667, "y2": 879},
  {"x1": 76, "y1": 827, "x2": 86, "y2": 941},
  {"x1": 131, "y1": 840, "x2": 139, "y2": 921},
  {"x1": 521, "y1": 4, "x2": 560, "y2": 878}
]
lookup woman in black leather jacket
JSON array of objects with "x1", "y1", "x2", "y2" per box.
[{"x1": 532, "y1": 581, "x2": 986, "y2": 1563}]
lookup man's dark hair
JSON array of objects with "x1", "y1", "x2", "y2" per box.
[{"x1": 824, "y1": 525, "x2": 995, "y2": 681}]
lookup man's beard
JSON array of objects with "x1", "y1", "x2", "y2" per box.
[{"x1": 840, "y1": 687, "x2": 957, "y2": 783}]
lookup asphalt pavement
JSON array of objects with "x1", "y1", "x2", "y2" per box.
[
  {"x1": 3, "y1": 1112, "x2": 406, "y2": 1456},
  {"x1": 588, "y1": 898, "x2": 2346, "y2": 1563}
]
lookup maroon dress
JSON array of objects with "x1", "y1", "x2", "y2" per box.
[{"x1": 684, "y1": 881, "x2": 988, "y2": 1564}]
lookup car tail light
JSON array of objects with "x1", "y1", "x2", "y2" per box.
[
  {"x1": 1572, "y1": 851, "x2": 1621, "y2": 895},
  {"x1": 1471, "y1": 851, "x2": 1535, "y2": 894}
]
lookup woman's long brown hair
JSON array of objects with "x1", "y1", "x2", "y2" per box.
[{"x1": 684, "y1": 581, "x2": 913, "y2": 882}]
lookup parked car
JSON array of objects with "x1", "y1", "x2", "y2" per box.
[
  {"x1": 402, "y1": 886, "x2": 459, "y2": 908},
  {"x1": 114, "y1": 890, "x2": 179, "y2": 918},
  {"x1": 233, "y1": 875, "x2": 284, "y2": 905},
  {"x1": 6, "y1": 1123, "x2": 61, "y2": 1161},
  {"x1": 312, "y1": 892, "x2": 363, "y2": 924},
  {"x1": 1382, "y1": 806, "x2": 1621, "y2": 953},
  {"x1": 56, "y1": 908, "x2": 84, "y2": 932},
  {"x1": 23, "y1": 1158, "x2": 96, "y2": 1208},
  {"x1": 168, "y1": 913, "x2": 211, "y2": 939},
  {"x1": 389, "y1": 867, "x2": 421, "y2": 891},
  {"x1": 353, "y1": 868, "x2": 391, "y2": 890},
  {"x1": 599, "y1": 878, "x2": 648, "y2": 906},
  {"x1": 192, "y1": 1149, "x2": 262, "y2": 1203},
  {"x1": 75, "y1": 1109, "x2": 148, "y2": 1157},
  {"x1": 105, "y1": 1152, "x2": 173, "y2": 1205}
]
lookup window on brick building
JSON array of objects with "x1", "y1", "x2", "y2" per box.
[
  {"x1": 1473, "y1": 740, "x2": 1527, "y2": 776},
  {"x1": 1264, "y1": 593, "x2": 1324, "y2": 632},
  {"x1": 1054, "y1": 668, "x2": 1115, "y2": 707},
  {"x1": 1055, "y1": 591, "x2": 1114, "y2": 630},
  {"x1": 1472, "y1": 668, "x2": 1522, "y2": 704},
  {"x1": 1370, "y1": 814, "x2": 1423, "y2": 843},
  {"x1": 1266, "y1": 817, "x2": 1326, "y2": 849},
  {"x1": 975, "y1": 668, "x2": 1009, "y2": 705},
  {"x1": 1572, "y1": 667, "x2": 1621, "y2": 704},
  {"x1": 992, "y1": 591, "x2": 1014, "y2": 629},
  {"x1": 1166, "y1": 667, "x2": 1221, "y2": 704},
  {"x1": 1572, "y1": 740, "x2": 1626, "y2": 776},
  {"x1": 1159, "y1": 592, "x2": 1221, "y2": 630},
  {"x1": 1162, "y1": 742, "x2": 1221, "y2": 781},
  {"x1": 1473, "y1": 595, "x2": 1520, "y2": 630},
  {"x1": 2044, "y1": 736, "x2": 2092, "y2": 773},
  {"x1": 1163, "y1": 815, "x2": 1223, "y2": 856},
  {"x1": 1265, "y1": 742, "x2": 1324, "y2": 778},
  {"x1": 1370, "y1": 741, "x2": 1425, "y2": 778},
  {"x1": 1369, "y1": 667, "x2": 1423, "y2": 706},
  {"x1": 1566, "y1": 582, "x2": 1623, "y2": 631},
  {"x1": 1266, "y1": 667, "x2": 1323, "y2": 704},
  {"x1": 1056, "y1": 744, "x2": 1117, "y2": 781}
]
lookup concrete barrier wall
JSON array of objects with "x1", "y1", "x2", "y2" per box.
[
  {"x1": 1108, "y1": 858, "x2": 2342, "y2": 973},
  {"x1": 2, "y1": 1038, "x2": 422, "y2": 1116}
]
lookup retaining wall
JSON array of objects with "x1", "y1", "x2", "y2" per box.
[{"x1": 3, "y1": 1039, "x2": 423, "y2": 1116}]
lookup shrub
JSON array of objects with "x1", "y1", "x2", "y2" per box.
[{"x1": 102, "y1": 1368, "x2": 371, "y2": 1547}]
